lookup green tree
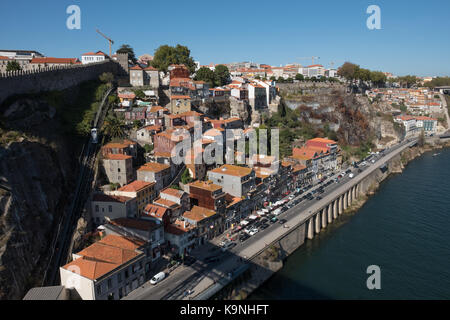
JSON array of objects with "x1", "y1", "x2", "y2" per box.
[
  {"x1": 370, "y1": 71, "x2": 387, "y2": 88},
  {"x1": 99, "y1": 72, "x2": 114, "y2": 84},
  {"x1": 295, "y1": 73, "x2": 304, "y2": 81},
  {"x1": 6, "y1": 61, "x2": 21, "y2": 72},
  {"x1": 270, "y1": 76, "x2": 276, "y2": 81},
  {"x1": 117, "y1": 44, "x2": 137, "y2": 63},
  {"x1": 151, "y1": 44, "x2": 196, "y2": 73},
  {"x1": 337, "y1": 62, "x2": 360, "y2": 81},
  {"x1": 103, "y1": 115, "x2": 125, "y2": 139},
  {"x1": 214, "y1": 64, "x2": 230, "y2": 86},
  {"x1": 194, "y1": 67, "x2": 215, "y2": 87},
  {"x1": 181, "y1": 168, "x2": 193, "y2": 184},
  {"x1": 133, "y1": 89, "x2": 145, "y2": 99},
  {"x1": 143, "y1": 144, "x2": 154, "y2": 153}
]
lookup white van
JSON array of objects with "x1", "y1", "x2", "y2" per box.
[{"x1": 150, "y1": 272, "x2": 166, "y2": 285}]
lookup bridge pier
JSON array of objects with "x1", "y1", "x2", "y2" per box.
[
  {"x1": 327, "y1": 204, "x2": 333, "y2": 223},
  {"x1": 343, "y1": 192, "x2": 348, "y2": 211},
  {"x1": 352, "y1": 186, "x2": 356, "y2": 201},
  {"x1": 338, "y1": 196, "x2": 343, "y2": 215},
  {"x1": 333, "y1": 199, "x2": 338, "y2": 219},
  {"x1": 315, "y1": 212, "x2": 321, "y2": 234},
  {"x1": 321, "y1": 208, "x2": 327, "y2": 229},
  {"x1": 307, "y1": 217, "x2": 314, "y2": 240}
]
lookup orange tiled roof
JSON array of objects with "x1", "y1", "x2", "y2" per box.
[
  {"x1": 189, "y1": 180, "x2": 222, "y2": 193},
  {"x1": 161, "y1": 188, "x2": 185, "y2": 198},
  {"x1": 30, "y1": 57, "x2": 79, "y2": 64},
  {"x1": 118, "y1": 180, "x2": 154, "y2": 192},
  {"x1": 103, "y1": 154, "x2": 132, "y2": 160},
  {"x1": 209, "y1": 164, "x2": 253, "y2": 177},
  {"x1": 143, "y1": 203, "x2": 168, "y2": 219},
  {"x1": 138, "y1": 162, "x2": 170, "y2": 173},
  {"x1": 183, "y1": 206, "x2": 216, "y2": 222},
  {"x1": 62, "y1": 235, "x2": 144, "y2": 280}
]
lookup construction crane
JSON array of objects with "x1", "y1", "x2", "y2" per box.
[
  {"x1": 298, "y1": 56, "x2": 320, "y2": 66},
  {"x1": 96, "y1": 29, "x2": 114, "y2": 57}
]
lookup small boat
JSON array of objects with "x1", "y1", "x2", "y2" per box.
[{"x1": 433, "y1": 153, "x2": 440, "y2": 157}]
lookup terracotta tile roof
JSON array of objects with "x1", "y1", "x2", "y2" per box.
[
  {"x1": 103, "y1": 142, "x2": 129, "y2": 149},
  {"x1": 183, "y1": 206, "x2": 216, "y2": 222},
  {"x1": 82, "y1": 51, "x2": 107, "y2": 56},
  {"x1": 118, "y1": 180, "x2": 154, "y2": 192},
  {"x1": 209, "y1": 164, "x2": 253, "y2": 177},
  {"x1": 144, "y1": 66, "x2": 158, "y2": 71},
  {"x1": 153, "y1": 197, "x2": 180, "y2": 209},
  {"x1": 92, "y1": 194, "x2": 133, "y2": 203},
  {"x1": 30, "y1": 57, "x2": 79, "y2": 64},
  {"x1": 130, "y1": 65, "x2": 143, "y2": 70},
  {"x1": 171, "y1": 95, "x2": 191, "y2": 100},
  {"x1": 161, "y1": 188, "x2": 185, "y2": 199},
  {"x1": 138, "y1": 162, "x2": 170, "y2": 173},
  {"x1": 118, "y1": 93, "x2": 136, "y2": 99},
  {"x1": 103, "y1": 154, "x2": 132, "y2": 160},
  {"x1": 189, "y1": 180, "x2": 222, "y2": 193},
  {"x1": 143, "y1": 204, "x2": 168, "y2": 219},
  {"x1": 308, "y1": 138, "x2": 337, "y2": 145},
  {"x1": 62, "y1": 235, "x2": 144, "y2": 280},
  {"x1": 165, "y1": 218, "x2": 195, "y2": 235},
  {"x1": 0, "y1": 56, "x2": 10, "y2": 60}
]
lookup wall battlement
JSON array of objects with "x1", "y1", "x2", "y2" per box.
[{"x1": 0, "y1": 59, "x2": 126, "y2": 105}]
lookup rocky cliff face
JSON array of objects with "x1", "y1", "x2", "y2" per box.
[{"x1": 0, "y1": 97, "x2": 79, "y2": 299}]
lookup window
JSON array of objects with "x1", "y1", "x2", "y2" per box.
[
  {"x1": 125, "y1": 269, "x2": 129, "y2": 278},
  {"x1": 118, "y1": 273, "x2": 122, "y2": 283},
  {"x1": 97, "y1": 285, "x2": 102, "y2": 295},
  {"x1": 107, "y1": 279, "x2": 112, "y2": 289},
  {"x1": 95, "y1": 205, "x2": 99, "y2": 212},
  {"x1": 109, "y1": 205, "x2": 112, "y2": 212}
]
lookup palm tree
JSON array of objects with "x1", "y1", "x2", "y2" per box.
[{"x1": 103, "y1": 116, "x2": 125, "y2": 139}]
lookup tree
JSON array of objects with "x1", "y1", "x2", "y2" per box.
[
  {"x1": 151, "y1": 44, "x2": 196, "y2": 73},
  {"x1": 181, "y1": 168, "x2": 193, "y2": 184},
  {"x1": 356, "y1": 68, "x2": 371, "y2": 82},
  {"x1": 214, "y1": 64, "x2": 230, "y2": 86},
  {"x1": 370, "y1": 71, "x2": 387, "y2": 88},
  {"x1": 133, "y1": 89, "x2": 145, "y2": 99},
  {"x1": 337, "y1": 62, "x2": 360, "y2": 81},
  {"x1": 117, "y1": 44, "x2": 137, "y2": 64},
  {"x1": 99, "y1": 72, "x2": 114, "y2": 84},
  {"x1": 295, "y1": 73, "x2": 304, "y2": 81},
  {"x1": 418, "y1": 130, "x2": 425, "y2": 147},
  {"x1": 103, "y1": 115, "x2": 125, "y2": 139},
  {"x1": 6, "y1": 61, "x2": 21, "y2": 72},
  {"x1": 194, "y1": 67, "x2": 215, "y2": 87},
  {"x1": 270, "y1": 76, "x2": 276, "y2": 81}
]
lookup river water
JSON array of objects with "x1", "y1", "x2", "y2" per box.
[{"x1": 249, "y1": 148, "x2": 450, "y2": 300}]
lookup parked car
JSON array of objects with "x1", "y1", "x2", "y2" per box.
[
  {"x1": 279, "y1": 219, "x2": 287, "y2": 224},
  {"x1": 349, "y1": 173, "x2": 354, "y2": 178},
  {"x1": 221, "y1": 241, "x2": 236, "y2": 252},
  {"x1": 205, "y1": 255, "x2": 221, "y2": 263},
  {"x1": 316, "y1": 196, "x2": 322, "y2": 200},
  {"x1": 260, "y1": 223, "x2": 270, "y2": 230},
  {"x1": 239, "y1": 233, "x2": 250, "y2": 242},
  {"x1": 247, "y1": 228, "x2": 259, "y2": 236},
  {"x1": 150, "y1": 272, "x2": 166, "y2": 285},
  {"x1": 270, "y1": 216, "x2": 279, "y2": 223},
  {"x1": 183, "y1": 256, "x2": 196, "y2": 266}
]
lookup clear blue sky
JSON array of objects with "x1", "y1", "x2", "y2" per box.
[{"x1": 1, "y1": 0, "x2": 449, "y2": 76}]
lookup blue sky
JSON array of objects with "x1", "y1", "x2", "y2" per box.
[{"x1": 1, "y1": 0, "x2": 449, "y2": 76}]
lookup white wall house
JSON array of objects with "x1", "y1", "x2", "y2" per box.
[{"x1": 81, "y1": 51, "x2": 107, "y2": 64}]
